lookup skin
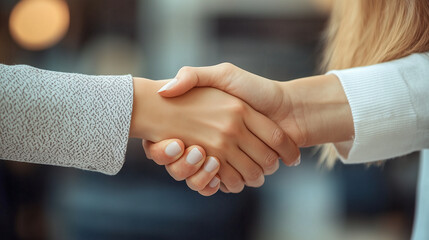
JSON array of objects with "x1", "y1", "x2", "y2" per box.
[
  {"x1": 129, "y1": 77, "x2": 299, "y2": 194},
  {"x1": 142, "y1": 139, "x2": 221, "y2": 196},
  {"x1": 145, "y1": 63, "x2": 354, "y2": 196}
]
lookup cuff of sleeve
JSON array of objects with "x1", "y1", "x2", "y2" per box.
[
  {"x1": 92, "y1": 74, "x2": 134, "y2": 175},
  {"x1": 328, "y1": 63, "x2": 418, "y2": 164},
  {"x1": 61, "y1": 73, "x2": 134, "y2": 175}
]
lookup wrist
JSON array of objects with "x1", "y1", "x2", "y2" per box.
[
  {"x1": 281, "y1": 74, "x2": 354, "y2": 146},
  {"x1": 130, "y1": 77, "x2": 169, "y2": 140}
]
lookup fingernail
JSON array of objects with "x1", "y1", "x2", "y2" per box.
[
  {"x1": 293, "y1": 155, "x2": 301, "y2": 166},
  {"x1": 186, "y1": 148, "x2": 203, "y2": 165},
  {"x1": 204, "y1": 157, "x2": 219, "y2": 172},
  {"x1": 165, "y1": 141, "x2": 182, "y2": 157},
  {"x1": 157, "y1": 78, "x2": 178, "y2": 93},
  {"x1": 209, "y1": 177, "x2": 220, "y2": 188}
]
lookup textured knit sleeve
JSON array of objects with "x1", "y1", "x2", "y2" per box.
[
  {"x1": 0, "y1": 64, "x2": 134, "y2": 175},
  {"x1": 328, "y1": 52, "x2": 429, "y2": 163}
]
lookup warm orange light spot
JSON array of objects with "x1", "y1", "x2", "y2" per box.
[{"x1": 9, "y1": 0, "x2": 70, "y2": 50}]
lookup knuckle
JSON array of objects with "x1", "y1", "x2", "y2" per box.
[
  {"x1": 211, "y1": 133, "x2": 233, "y2": 151},
  {"x1": 152, "y1": 152, "x2": 176, "y2": 166},
  {"x1": 168, "y1": 171, "x2": 182, "y2": 181},
  {"x1": 284, "y1": 144, "x2": 300, "y2": 163},
  {"x1": 245, "y1": 167, "x2": 263, "y2": 184},
  {"x1": 229, "y1": 183, "x2": 245, "y2": 193},
  {"x1": 218, "y1": 62, "x2": 236, "y2": 72},
  {"x1": 152, "y1": 157, "x2": 168, "y2": 166},
  {"x1": 283, "y1": 149, "x2": 301, "y2": 166},
  {"x1": 220, "y1": 121, "x2": 240, "y2": 137},
  {"x1": 224, "y1": 174, "x2": 244, "y2": 192},
  {"x1": 265, "y1": 160, "x2": 279, "y2": 175},
  {"x1": 178, "y1": 66, "x2": 193, "y2": 75},
  {"x1": 271, "y1": 128, "x2": 286, "y2": 148},
  {"x1": 217, "y1": 62, "x2": 239, "y2": 86},
  {"x1": 291, "y1": 150, "x2": 301, "y2": 164},
  {"x1": 169, "y1": 165, "x2": 190, "y2": 181},
  {"x1": 247, "y1": 176, "x2": 265, "y2": 188},
  {"x1": 229, "y1": 100, "x2": 247, "y2": 114},
  {"x1": 211, "y1": 137, "x2": 229, "y2": 152},
  {"x1": 186, "y1": 178, "x2": 204, "y2": 191},
  {"x1": 263, "y1": 150, "x2": 279, "y2": 170}
]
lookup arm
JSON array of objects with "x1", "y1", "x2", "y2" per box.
[
  {"x1": 0, "y1": 64, "x2": 292, "y2": 195},
  {"x1": 150, "y1": 52, "x2": 429, "y2": 167},
  {"x1": 328, "y1": 52, "x2": 429, "y2": 163},
  {"x1": 0, "y1": 64, "x2": 133, "y2": 175}
]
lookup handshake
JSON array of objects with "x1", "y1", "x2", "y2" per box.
[{"x1": 129, "y1": 63, "x2": 354, "y2": 196}]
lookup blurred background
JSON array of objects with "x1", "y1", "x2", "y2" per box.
[{"x1": 0, "y1": 0, "x2": 420, "y2": 239}]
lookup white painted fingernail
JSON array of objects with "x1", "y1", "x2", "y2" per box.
[
  {"x1": 209, "y1": 177, "x2": 220, "y2": 188},
  {"x1": 293, "y1": 155, "x2": 301, "y2": 166},
  {"x1": 204, "y1": 157, "x2": 219, "y2": 172},
  {"x1": 186, "y1": 148, "x2": 203, "y2": 165},
  {"x1": 165, "y1": 141, "x2": 182, "y2": 157},
  {"x1": 157, "y1": 78, "x2": 178, "y2": 93}
]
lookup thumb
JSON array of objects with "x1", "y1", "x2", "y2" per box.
[
  {"x1": 142, "y1": 139, "x2": 185, "y2": 165},
  {"x1": 157, "y1": 64, "x2": 234, "y2": 98},
  {"x1": 156, "y1": 64, "x2": 276, "y2": 117}
]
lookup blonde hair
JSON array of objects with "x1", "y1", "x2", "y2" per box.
[{"x1": 320, "y1": 0, "x2": 429, "y2": 168}]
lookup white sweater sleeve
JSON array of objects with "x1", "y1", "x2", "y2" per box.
[
  {"x1": 0, "y1": 64, "x2": 134, "y2": 175},
  {"x1": 328, "y1": 53, "x2": 429, "y2": 164}
]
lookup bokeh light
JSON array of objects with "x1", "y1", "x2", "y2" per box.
[{"x1": 9, "y1": 0, "x2": 70, "y2": 51}]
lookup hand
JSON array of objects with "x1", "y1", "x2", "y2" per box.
[
  {"x1": 157, "y1": 63, "x2": 354, "y2": 148},
  {"x1": 130, "y1": 78, "x2": 296, "y2": 193},
  {"x1": 147, "y1": 63, "x2": 302, "y2": 169},
  {"x1": 143, "y1": 64, "x2": 354, "y2": 195},
  {"x1": 142, "y1": 138, "x2": 221, "y2": 196},
  {"x1": 145, "y1": 63, "x2": 354, "y2": 194}
]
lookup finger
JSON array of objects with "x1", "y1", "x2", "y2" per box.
[
  {"x1": 143, "y1": 139, "x2": 185, "y2": 165},
  {"x1": 217, "y1": 162, "x2": 245, "y2": 193},
  {"x1": 165, "y1": 146, "x2": 206, "y2": 181},
  {"x1": 219, "y1": 182, "x2": 230, "y2": 193},
  {"x1": 142, "y1": 139, "x2": 153, "y2": 159},
  {"x1": 158, "y1": 64, "x2": 276, "y2": 117},
  {"x1": 186, "y1": 156, "x2": 220, "y2": 191},
  {"x1": 198, "y1": 176, "x2": 221, "y2": 196},
  {"x1": 157, "y1": 63, "x2": 239, "y2": 98},
  {"x1": 238, "y1": 130, "x2": 280, "y2": 175},
  {"x1": 227, "y1": 149, "x2": 265, "y2": 188},
  {"x1": 244, "y1": 110, "x2": 301, "y2": 167}
]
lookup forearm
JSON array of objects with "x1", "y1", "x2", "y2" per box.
[
  {"x1": 281, "y1": 74, "x2": 354, "y2": 147},
  {"x1": 0, "y1": 64, "x2": 133, "y2": 175},
  {"x1": 328, "y1": 53, "x2": 428, "y2": 162}
]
